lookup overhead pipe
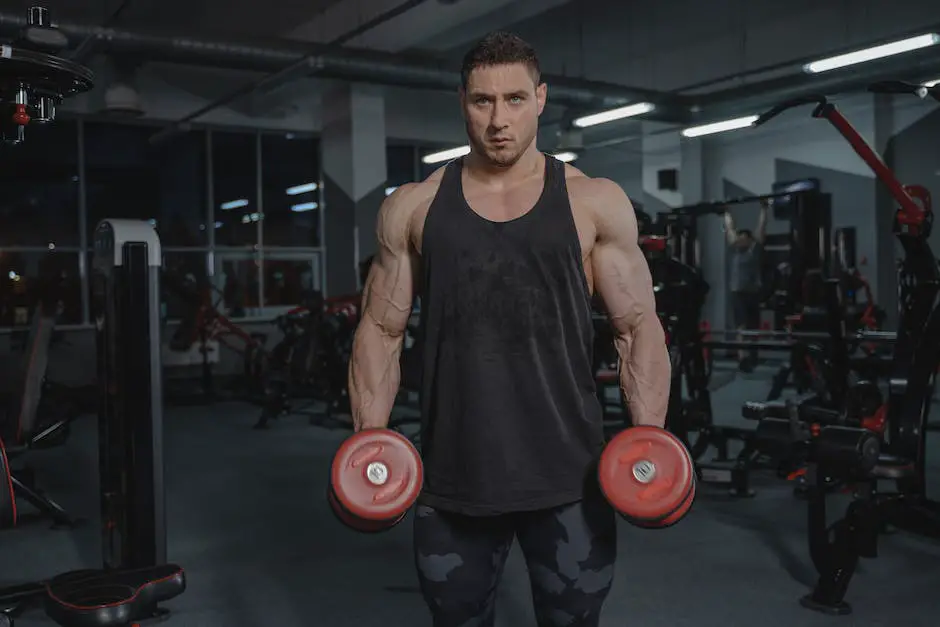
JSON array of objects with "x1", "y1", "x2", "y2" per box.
[
  {"x1": 150, "y1": 0, "x2": 431, "y2": 142},
  {"x1": 0, "y1": 13, "x2": 684, "y2": 117},
  {"x1": 69, "y1": 0, "x2": 135, "y2": 63}
]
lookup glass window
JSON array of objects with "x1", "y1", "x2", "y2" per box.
[
  {"x1": 0, "y1": 120, "x2": 80, "y2": 247},
  {"x1": 212, "y1": 131, "x2": 259, "y2": 248},
  {"x1": 152, "y1": 131, "x2": 209, "y2": 246},
  {"x1": 263, "y1": 256, "x2": 321, "y2": 307},
  {"x1": 260, "y1": 133, "x2": 320, "y2": 248},
  {"x1": 0, "y1": 251, "x2": 82, "y2": 326},
  {"x1": 214, "y1": 254, "x2": 261, "y2": 317},
  {"x1": 85, "y1": 124, "x2": 209, "y2": 246}
]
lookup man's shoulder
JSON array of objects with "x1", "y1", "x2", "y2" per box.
[
  {"x1": 563, "y1": 165, "x2": 626, "y2": 200},
  {"x1": 385, "y1": 167, "x2": 447, "y2": 215},
  {"x1": 563, "y1": 166, "x2": 632, "y2": 226}
]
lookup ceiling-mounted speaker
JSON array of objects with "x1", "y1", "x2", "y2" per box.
[{"x1": 102, "y1": 82, "x2": 144, "y2": 117}]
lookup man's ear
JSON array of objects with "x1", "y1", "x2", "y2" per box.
[{"x1": 536, "y1": 82, "x2": 547, "y2": 115}]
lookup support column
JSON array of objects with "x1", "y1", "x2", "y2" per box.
[
  {"x1": 679, "y1": 137, "x2": 726, "y2": 328},
  {"x1": 321, "y1": 84, "x2": 387, "y2": 296}
]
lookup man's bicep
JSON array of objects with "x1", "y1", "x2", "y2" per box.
[
  {"x1": 362, "y1": 195, "x2": 416, "y2": 335},
  {"x1": 592, "y1": 183, "x2": 656, "y2": 334},
  {"x1": 593, "y1": 238, "x2": 656, "y2": 335}
]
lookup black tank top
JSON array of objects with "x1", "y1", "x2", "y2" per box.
[{"x1": 416, "y1": 155, "x2": 604, "y2": 515}]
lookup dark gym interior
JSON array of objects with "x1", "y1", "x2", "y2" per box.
[{"x1": 2, "y1": 1, "x2": 940, "y2": 625}]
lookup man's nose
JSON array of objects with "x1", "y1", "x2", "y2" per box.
[{"x1": 490, "y1": 101, "x2": 509, "y2": 129}]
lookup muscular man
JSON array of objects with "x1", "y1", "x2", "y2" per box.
[
  {"x1": 723, "y1": 201, "x2": 768, "y2": 372},
  {"x1": 348, "y1": 31, "x2": 670, "y2": 627}
]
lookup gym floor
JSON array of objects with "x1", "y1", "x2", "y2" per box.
[{"x1": 3, "y1": 371, "x2": 940, "y2": 626}]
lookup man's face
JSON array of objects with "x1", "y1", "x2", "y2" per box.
[
  {"x1": 460, "y1": 63, "x2": 546, "y2": 168},
  {"x1": 735, "y1": 232, "x2": 753, "y2": 249}
]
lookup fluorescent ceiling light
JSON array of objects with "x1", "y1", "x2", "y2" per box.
[
  {"x1": 291, "y1": 202, "x2": 318, "y2": 212},
  {"x1": 240, "y1": 212, "x2": 262, "y2": 224},
  {"x1": 422, "y1": 145, "x2": 471, "y2": 164},
  {"x1": 572, "y1": 102, "x2": 655, "y2": 128},
  {"x1": 286, "y1": 182, "x2": 318, "y2": 195},
  {"x1": 681, "y1": 115, "x2": 759, "y2": 138},
  {"x1": 924, "y1": 78, "x2": 940, "y2": 87},
  {"x1": 220, "y1": 199, "x2": 249, "y2": 210},
  {"x1": 385, "y1": 186, "x2": 398, "y2": 196},
  {"x1": 552, "y1": 151, "x2": 578, "y2": 163},
  {"x1": 804, "y1": 33, "x2": 940, "y2": 74}
]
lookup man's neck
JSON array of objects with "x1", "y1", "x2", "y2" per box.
[{"x1": 465, "y1": 145, "x2": 543, "y2": 187}]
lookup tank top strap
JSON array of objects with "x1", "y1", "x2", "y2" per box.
[
  {"x1": 536, "y1": 154, "x2": 575, "y2": 229},
  {"x1": 543, "y1": 154, "x2": 567, "y2": 193},
  {"x1": 440, "y1": 157, "x2": 464, "y2": 194}
]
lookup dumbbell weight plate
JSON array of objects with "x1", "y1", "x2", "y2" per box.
[
  {"x1": 630, "y1": 474, "x2": 696, "y2": 529},
  {"x1": 329, "y1": 428, "x2": 423, "y2": 525},
  {"x1": 327, "y1": 483, "x2": 407, "y2": 532},
  {"x1": 598, "y1": 426, "x2": 695, "y2": 526}
]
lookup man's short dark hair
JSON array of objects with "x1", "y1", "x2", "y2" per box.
[
  {"x1": 737, "y1": 229, "x2": 753, "y2": 239},
  {"x1": 460, "y1": 31, "x2": 541, "y2": 89}
]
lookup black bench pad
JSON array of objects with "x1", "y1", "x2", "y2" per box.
[{"x1": 44, "y1": 564, "x2": 185, "y2": 627}]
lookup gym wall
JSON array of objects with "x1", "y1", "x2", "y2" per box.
[{"x1": 573, "y1": 146, "x2": 643, "y2": 203}]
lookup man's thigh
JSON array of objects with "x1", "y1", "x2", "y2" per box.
[{"x1": 515, "y1": 496, "x2": 617, "y2": 627}]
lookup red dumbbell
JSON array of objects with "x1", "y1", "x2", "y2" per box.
[{"x1": 598, "y1": 426, "x2": 696, "y2": 529}]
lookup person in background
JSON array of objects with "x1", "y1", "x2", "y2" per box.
[{"x1": 723, "y1": 200, "x2": 768, "y2": 372}]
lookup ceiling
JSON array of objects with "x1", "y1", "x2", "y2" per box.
[
  {"x1": 0, "y1": 0, "x2": 564, "y2": 49},
  {"x1": 2, "y1": 0, "x2": 940, "y2": 138},
  {"x1": 0, "y1": 0, "x2": 346, "y2": 38}
]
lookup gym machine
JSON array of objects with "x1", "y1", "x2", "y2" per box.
[
  {"x1": 0, "y1": 6, "x2": 93, "y2": 145},
  {"x1": 742, "y1": 90, "x2": 940, "y2": 615},
  {"x1": 0, "y1": 222, "x2": 187, "y2": 626},
  {"x1": 664, "y1": 186, "x2": 832, "y2": 332},
  {"x1": 661, "y1": 188, "x2": 837, "y2": 399},
  {"x1": 647, "y1": 198, "x2": 832, "y2": 497}
]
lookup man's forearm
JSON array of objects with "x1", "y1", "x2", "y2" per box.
[
  {"x1": 348, "y1": 319, "x2": 404, "y2": 430},
  {"x1": 615, "y1": 316, "x2": 671, "y2": 427},
  {"x1": 723, "y1": 213, "x2": 736, "y2": 244},
  {"x1": 723, "y1": 212, "x2": 735, "y2": 231},
  {"x1": 757, "y1": 207, "x2": 768, "y2": 240}
]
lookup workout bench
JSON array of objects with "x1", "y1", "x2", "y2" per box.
[{"x1": 0, "y1": 437, "x2": 186, "y2": 627}]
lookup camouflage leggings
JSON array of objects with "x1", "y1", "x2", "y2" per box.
[{"x1": 413, "y1": 495, "x2": 617, "y2": 627}]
